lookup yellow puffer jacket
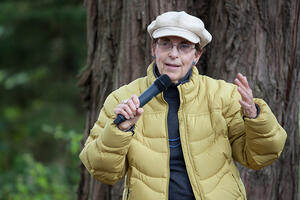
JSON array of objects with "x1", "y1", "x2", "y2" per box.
[{"x1": 79, "y1": 63, "x2": 287, "y2": 200}]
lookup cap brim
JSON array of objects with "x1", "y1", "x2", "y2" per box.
[{"x1": 152, "y1": 27, "x2": 200, "y2": 44}]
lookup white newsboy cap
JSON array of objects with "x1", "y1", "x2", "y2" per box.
[{"x1": 147, "y1": 11, "x2": 212, "y2": 49}]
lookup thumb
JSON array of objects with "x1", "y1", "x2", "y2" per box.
[{"x1": 136, "y1": 108, "x2": 144, "y2": 116}]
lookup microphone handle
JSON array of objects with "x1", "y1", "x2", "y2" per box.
[
  {"x1": 139, "y1": 84, "x2": 160, "y2": 107},
  {"x1": 114, "y1": 114, "x2": 127, "y2": 125},
  {"x1": 113, "y1": 84, "x2": 160, "y2": 125}
]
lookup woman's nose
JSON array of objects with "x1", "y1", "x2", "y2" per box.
[{"x1": 169, "y1": 45, "x2": 180, "y2": 58}]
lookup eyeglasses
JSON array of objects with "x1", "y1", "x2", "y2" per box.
[{"x1": 156, "y1": 40, "x2": 195, "y2": 54}]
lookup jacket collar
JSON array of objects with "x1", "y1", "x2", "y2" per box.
[
  {"x1": 146, "y1": 62, "x2": 200, "y2": 104},
  {"x1": 153, "y1": 62, "x2": 193, "y2": 86}
]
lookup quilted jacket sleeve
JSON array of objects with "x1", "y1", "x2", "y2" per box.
[
  {"x1": 79, "y1": 92, "x2": 133, "y2": 185},
  {"x1": 225, "y1": 87, "x2": 287, "y2": 170}
]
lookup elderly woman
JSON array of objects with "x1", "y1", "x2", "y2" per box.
[{"x1": 80, "y1": 11, "x2": 286, "y2": 200}]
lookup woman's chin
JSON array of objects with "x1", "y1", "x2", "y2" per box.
[{"x1": 167, "y1": 75, "x2": 179, "y2": 84}]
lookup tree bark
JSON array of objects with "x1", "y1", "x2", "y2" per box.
[
  {"x1": 77, "y1": 0, "x2": 299, "y2": 199},
  {"x1": 206, "y1": 1, "x2": 300, "y2": 199}
]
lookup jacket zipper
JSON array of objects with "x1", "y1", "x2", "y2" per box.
[
  {"x1": 178, "y1": 86, "x2": 205, "y2": 200},
  {"x1": 161, "y1": 95, "x2": 170, "y2": 200}
]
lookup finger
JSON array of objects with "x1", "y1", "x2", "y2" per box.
[
  {"x1": 131, "y1": 95, "x2": 140, "y2": 108},
  {"x1": 237, "y1": 86, "x2": 248, "y2": 101},
  {"x1": 242, "y1": 74, "x2": 249, "y2": 87},
  {"x1": 114, "y1": 104, "x2": 125, "y2": 114},
  {"x1": 118, "y1": 120, "x2": 132, "y2": 131},
  {"x1": 127, "y1": 99, "x2": 137, "y2": 115},
  {"x1": 118, "y1": 108, "x2": 144, "y2": 131},
  {"x1": 136, "y1": 108, "x2": 144, "y2": 116},
  {"x1": 122, "y1": 104, "x2": 134, "y2": 119},
  {"x1": 234, "y1": 78, "x2": 248, "y2": 93},
  {"x1": 122, "y1": 99, "x2": 128, "y2": 104},
  {"x1": 237, "y1": 73, "x2": 250, "y2": 89},
  {"x1": 236, "y1": 74, "x2": 254, "y2": 98},
  {"x1": 237, "y1": 87, "x2": 253, "y2": 104},
  {"x1": 126, "y1": 108, "x2": 144, "y2": 128},
  {"x1": 129, "y1": 108, "x2": 144, "y2": 124},
  {"x1": 114, "y1": 107, "x2": 130, "y2": 119}
]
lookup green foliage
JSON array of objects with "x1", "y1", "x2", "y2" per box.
[{"x1": 0, "y1": 0, "x2": 86, "y2": 199}]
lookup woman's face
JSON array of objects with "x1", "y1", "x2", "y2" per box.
[{"x1": 152, "y1": 36, "x2": 202, "y2": 84}]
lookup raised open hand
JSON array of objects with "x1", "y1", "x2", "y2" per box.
[{"x1": 234, "y1": 73, "x2": 257, "y2": 118}]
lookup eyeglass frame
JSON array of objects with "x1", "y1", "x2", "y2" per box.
[{"x1": 154, "y1": 38, "x2": 201, "y2": 54}]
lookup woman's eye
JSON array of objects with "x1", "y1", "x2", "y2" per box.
[
  {"x1": 162, "y1": 41, "x2": 170, "y2": 46},
  {"x1": 180, "y1": 43, "x2": 190, "y2": 49}
]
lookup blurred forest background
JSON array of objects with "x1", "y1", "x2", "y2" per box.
[
  {"x1": 0, "y1": 0, "x2": 86, "y2": 199},
  {"x1": 0, "y1": 0, "x2": 299, "y2": 200}
]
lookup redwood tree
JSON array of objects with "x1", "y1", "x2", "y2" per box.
[{"x1": 77, "y1": 0, "x2": 300, "y2": 199}]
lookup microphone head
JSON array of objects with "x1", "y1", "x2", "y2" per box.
[{"x1": 154, "y1": 74, "x2": 172, "y2": 91}]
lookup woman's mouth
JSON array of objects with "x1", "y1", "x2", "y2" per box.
[{"x1": 165, "y1": 63, "x2": 180, "y2": 68}]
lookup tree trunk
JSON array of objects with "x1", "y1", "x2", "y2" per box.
[
  {"x1": 206, "y1": 1, "x2": 300, "y2": 199},
  {"x1": 77, "y1": 0, "x2": 299, "y2": 199}
]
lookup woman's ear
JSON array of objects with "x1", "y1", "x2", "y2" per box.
[
  {"x1": 151, "y1": 42, "x2": 156, "y2": 57},
  {"x1": 194, "y1": 50, "x2": 203, "y2": 64}
]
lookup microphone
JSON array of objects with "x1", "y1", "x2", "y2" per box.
[{"x1": 114, "y1": 74, "x2": 172, "y2": 125}]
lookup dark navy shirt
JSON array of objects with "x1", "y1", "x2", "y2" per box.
[{"x1": 154, "y1": 64, "x2": 195, "y2": 200}]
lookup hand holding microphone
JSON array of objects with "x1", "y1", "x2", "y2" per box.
[
  {"x1": 113, "y1": 74, "x2": 172, "y2": 131},
  {"x1": 113, "y1": 95, "x2": 144, "y2": 131}
]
